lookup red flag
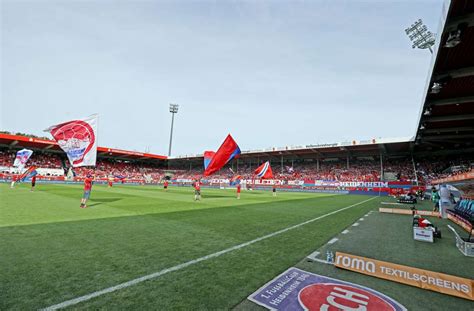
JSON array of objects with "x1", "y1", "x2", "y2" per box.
[
  {"x1": 254, "y1": 161, "x2": 273, "y2": 179},
  {"x1": 204, "y1": 134, "x2": 241, "y2": 176},
  {"x1": 203, "y1": 151, "x2": 215, "y2": 169}
]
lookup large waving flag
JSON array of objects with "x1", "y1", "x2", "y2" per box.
[
  {"x1": 255, "y1": 161, "x2": 273, "y2": 179},
  {"x1": 230, "y1": 175, "x2": 242, "y2": 186},
  {"x1": 204, "y1": 134, "x2": 241, "y2": 176},
  {"x1": 203, "y1": 151, "x2": 215, "y2": 170},
  {"x1": 13, "y1": 149, "x2": 33, "y2": 168},
  {"x1": 19, "y1": 166, "x2": 38, "y2": 182},
  {"x1": 45, "y1": 114, "x2": 98, "y2": 167}
]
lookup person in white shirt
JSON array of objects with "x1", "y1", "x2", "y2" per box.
[{"x1": 439, "y1": 184, "x2": 451, "y2": 218}]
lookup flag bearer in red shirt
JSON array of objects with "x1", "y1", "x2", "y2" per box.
[
  {"x1": 236, "y1": 183, "x2": 241, "y2": 199},
  {"x1": 193, "y1": 179, "x2": 201, "y2": 201},
  {"x1": 31, "y1": 175, "x2": 37, "y2": 191},
  {"x1": 80, "y1": 173, "x2": 94, "y2": 208}
]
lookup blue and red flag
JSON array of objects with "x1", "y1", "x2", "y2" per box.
[
  {"x1": 19, "y1": 166, "x2": 38, "y2": 182},
  {"x1": 203, "y1": 151, "x2": 215, "y2": 170},
  {"x1": 230, "y1": 175, "x2": 242, "y2": 186},
  {"x1": 255, "y1": 161, "x2": 273, "y2": 179},
  {"x1": 204, "y1": 134, "x2": 241, "y2": 176}
]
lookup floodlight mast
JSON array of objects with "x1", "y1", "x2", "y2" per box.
[
  {"x1": 405, "y1": 19, "x2": 435, "y2": 54},
  {"x1": 168, "y1": 104, "x2": 179, "y2": 157}
]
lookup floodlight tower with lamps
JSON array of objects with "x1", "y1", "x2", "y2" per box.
[
  {"x1": 168, "y1": 104, "x2": 179, "y2": 157},
  {"x1": 405, "y1": 19, "x2": 436, "y2": 53}
]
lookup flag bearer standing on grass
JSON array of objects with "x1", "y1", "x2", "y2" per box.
[
  {"x1": 80, "y1": 173, "x2": 94, "y2": 208},
  {"x1": 272, "y1": 184, "x2": 277, "y2": 197},
  {"x1": 30, "y1": 175, "x2": 36, "y2": 191},
  {"x1": 164, "y1": 180, "x2": 169, "y2": 191},
  {"x1": 193, "y1": 179, "x2": 201, "y2": 201},
  {"x1": 236, "y1": 182, "x2": 241, "y2": 199},
  {"x1": 10, "y1": 174, "x2": 18, "y2": 188}
]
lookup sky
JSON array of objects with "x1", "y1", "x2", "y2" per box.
[{"x1": 1, "y1": 0, "x2": 444, "y2": 156}]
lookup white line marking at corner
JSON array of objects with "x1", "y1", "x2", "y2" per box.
[
  {"x1": 307, "y1": 251, "x2": 320, "y2": 260},
  {"x1": 311, "y1": 258, "x2": 334, "y2": 265},
  {"x1": 41, "y1": 196, "x2": 377, "y2": 310}
]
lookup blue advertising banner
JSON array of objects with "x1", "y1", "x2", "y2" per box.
[{"x1": 248, "y1": 267, "x2": 406, "y2": 311}]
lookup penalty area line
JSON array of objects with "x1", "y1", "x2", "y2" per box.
[{"x1": 41, "y1": 196, "x2": 377, "y2": 310}]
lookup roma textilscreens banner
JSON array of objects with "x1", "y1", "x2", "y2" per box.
[{"x1": 335, "y1": 252, "x2": 474, "y2": 301}]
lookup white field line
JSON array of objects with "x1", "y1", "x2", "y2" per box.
[
  {"x1": 352, "y1": 222, "x2": 360, "y2": 227},
  {"x1": 341, "y1": 229, "x2": 350, "y2": 234},
  {"x1": 327, "y1": 238, "x2": 338, "y2": 244},
  {"x1": 311, "y1": 258, "x2": 334, "y2": 265},
  {"x1": 41, "y1": 196, "x2": 377, "y2": 311},
  {"x1": 307, "y1": 251, "x2": 320, "y2": 261}
]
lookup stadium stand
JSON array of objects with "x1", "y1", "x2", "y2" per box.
[{"x1": 0, "y1": 141, "x2": 472, "y2": 185}]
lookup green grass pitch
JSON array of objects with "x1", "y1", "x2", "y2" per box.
[{"x1": 1, "y1": 183, "x2": 380, "y2": 309}]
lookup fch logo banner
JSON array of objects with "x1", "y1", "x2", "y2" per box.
[{"x1": 248, "y1": 267, "x2": 406, "y2": 311}]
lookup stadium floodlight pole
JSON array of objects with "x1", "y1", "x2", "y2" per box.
[
  {"x1": 281, "y1": 155, "x2": 283, "y2": 174},
  {"x1": 404, "y1": 19, "x2": 436, "y2": 54},
  {"x1": 411, "y1": 155, "x2": 419, "y2": 186},
  {"x1": 168, "y1": 104, "x2": 179, "y2": 157},
  {"x1": 380, "y1": 153, "x2": 384, "y2": 182}
]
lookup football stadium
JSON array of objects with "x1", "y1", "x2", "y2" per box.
[{"x1": 1, "y1": 1, "x2": 473, "y2": 310}]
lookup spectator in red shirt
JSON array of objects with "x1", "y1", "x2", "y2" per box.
[
  {"x1": 193, "y1": 179, "x2": 201, "y2": 201},
  {"x1": 80, "y1": 173, "x2": 94, "y2": 208},
  {"x1": 164, "y1": 180, "x2": 169, "y2": 191}
]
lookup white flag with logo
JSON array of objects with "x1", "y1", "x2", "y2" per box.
[
  {"x1": 13, "y1": 149, "x2": 33, "y2": 168},
  {"x1": 45, "y1": 114, "x2": 98, "y2": 167}
]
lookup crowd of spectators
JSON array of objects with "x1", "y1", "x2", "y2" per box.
[
  {"x1": 0, "y1": 149, "x2": 472, "y2": 184},
  {"x1": 0, "y1": 150, "x2": 62, "y2": 169},
  {"x1": 73, "y1": 160, "x2": 165, "y2": 180},
  {"x1": 172, "y1": 161, "x2": 385, "y2": 183},
  {"x1": 172, "y1": 157, "x2": 473, "y2": 184},
  {"x1": 0, "y1": 150, "x2": 165, "y2": 181},
  {"x1": 416, "y1": 157, "x2": 473, "y2": 182}
]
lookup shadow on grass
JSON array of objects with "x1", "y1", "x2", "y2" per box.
[
  {"x1": 87, "y1": 198, "x2": 123, "y2": 207},
  {"x1": 199, "y1": 194, "x2": 235, "y2": 199}
]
